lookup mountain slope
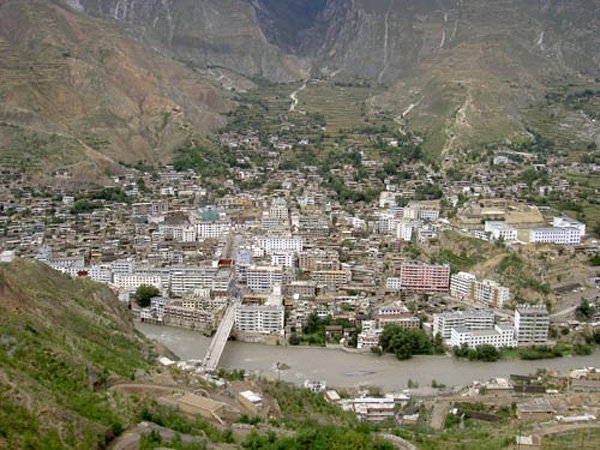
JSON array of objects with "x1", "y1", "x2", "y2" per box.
[
  {"x1": 0, "y1": 259, "x2": 154, "y2": 449},
  {"x1": 69, "y1": 0, "x2": 311, "y2": 82},
  {"x1": 0, "y1": 0, "x2": 230, "y2": 178},
  {"x1": 72, "y1": 0, "x2": 600, "y2": 160}
]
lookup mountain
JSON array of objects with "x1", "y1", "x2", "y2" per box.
[
  {"x1": 70, "y1": 0, "x2": 600, "y2": 158},
  {"x1": 0, "y1": 0, "x2": 230, "y2": 179},
  {"x1": 2, "y1": 0, "x2": 599, "y2": 173}
]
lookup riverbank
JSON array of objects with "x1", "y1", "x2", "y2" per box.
[{"x1": 136, "y1": 322, "x2": 600, "y2": 392}]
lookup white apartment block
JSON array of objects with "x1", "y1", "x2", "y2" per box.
[
  {"x1": 111, "y1": 259, "x2": 134, "y2": 274},
  {"x1": 515, "y1": 305, "x2": 550, "y2": 345},
  {"x1": 450, "y1": 272, "x2": 510, "y2": 308},
  {"x1": 254, "y1": 236, "x2": 304, "y2": 254},
  {"x1": 169, "y1": 267, "x2": 218, "y2": 295},
  {"x1": 246, "y1": 265, "x2": 284, "y2": 293},
  {"x1": 269, "y1": 198, "x2": 289, "y2": 222},
  {"x1": 385, "y1": 277, "x2": 402, "y2": 291},
  {"x1": 433, "y1": 310, "x2": 494, "y2": 339},
  {"x1": 395, "y1": 219, "x2": 421, "y2": 241},
  {"x1": 235, "y1": 292, "x2": 284, "y2": 334},
  {"x1": 378, "y1": 213, "x2": 398, "y2": 234},
  {"x1": 271, "y1": 251, "x2": 296, "y2": 268},
  {"x1": 450, "y1": 324, "x2": 516, "y2": 349},
  {"x1": 553, "y1": 216, "x2": 585, "y2": 237},
  {"x1": 529, "y1": 227, "x2": 581, "y2": 245},
  {"x1": 485, "y1": 221, "x2": 517, "y2": 241},
  {"x1": 197, "y1": 221, "x2": 230, "y2": 240},
  {"x1": 113, "y1": 273, "x2": 162, "y2": 290}
]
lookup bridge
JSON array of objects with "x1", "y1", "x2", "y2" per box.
[{"x1": 200, "y1": 302, "x2": 236, "y2": 372}]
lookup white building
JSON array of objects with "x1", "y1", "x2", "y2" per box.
[
  {"x1": 246, "y1": 265, "x2": 284, "y2": 293},
  {"x1": 450, "y1": 323, "x2": 516, "y2": 349},
  {"x1": 529, "y1": 227, "x2": 581, "y2": 245},
  {"x1": 197, "y1": 221, "x2": 230, "y2": 240},
  {"x1": 254, "y1": 236, "x2": 304, "y2": 254},
  {"x1": 433, "y1": 310, "x2": 494, "y2": 339},
  {"x1": 271, "y1": 251, "x2": 296, "y2": 268},
  {"x1": 235, "y1": 289, "x2": 284, "y2": 334},
  {"x1": 357, "y1": 329, "x2": 382, "y2": 349},
  {"x1": 553, "y1": 216, "x2": 585, "y2": 237},
  {"x1": 113, "y1": 273, "x2": 162, "y2": 290},
  {"x1": 385, "y1": 277, "x2": 402, "y2": 291},
  {"x1": 450, "y1": 272, "x2": 510, "y2": 308},
  {"x1": 485, "y1": 221, "x2": 517, "y2": 241},
  {"x1": 395, "y1": 219, "x2": 421, "y2": 241},
  {"x1": 515, "y1": 305, "x2": 549, "y2": 345},
  {"x1": 111, "y1": 259, "x2": 134, "y2": 274},
  {"x1": 169, "y1": 267, "x2": 218, "y2": 295}
]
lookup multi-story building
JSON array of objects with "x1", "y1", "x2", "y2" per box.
[
  {"x1": 395, "y1": 219, "x2": 421, "y2": 241},
  {"x1": 197, "y1": 221, "x2": 230, "y2": 240},
  {"x1": 450, "y1": 323, "x2": 516, "y2": 349},
  {"x1": 376, "y1": 301, "x2": 419, "y2": 329},
  {"x1": 287, "y1": 280, "x2": 317, "y2": 299},
  {"x1": 247, "y1": 265, "x2": 284, "y2": 293},
  {"x1": 235, "y1": 290, "x2": 284, "y2": 334},
  {"x1": 515, "y1": 305, "x2": 549, "y2": 345},
  {"x1": 169, "y1": 266, "x2": 219, "y2": 295},
  {"x1": 485, "y1": 221, "x2": 517, "y2": 241},
  {"x1": 254, "y1": 236, "x2": 304, "y2": 255},
  {"x1": 450, "y1": 272, "x2": 510, "y2": 308},
  {"x1": 529, "y1": 227, "x2": 581, "y2": 245},
  {"x1": 398, "y1": 263, "x2": 450, "y2": 293},
  {"x1": 271, "y1": 251, "x2": 296, "y2": 268},
  {"x1": 433, "y1": 310, "x2": 495, "y2": 339},
  {"x1": 111, "y1": 259, "x2": 134, "y2": 274},
  {"x1": 553, "y1": 216, "x2": 585, "y2": 237},
  {"x1": 357, "y1": 329, "x2": 382, "y2": 349},
  {"x1": 311, "y1": 270, "x2": 351, "y2": 289},
  {"x1": 298, "y1": 249, "x2": 340, "y2": 272},
  {"x1": 113, "y1": 272, "x2": 162, "y2": 290}
]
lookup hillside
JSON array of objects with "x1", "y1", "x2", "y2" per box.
[
  {"x1": 0, "y1": 0, "x2": 230, "y2": 179},
  {"x1": 0, "y1": 259, "x2": 155, "y2": 448},
  {"x1": 0, "y1": 259, "x2": 397, "y2": 450}
]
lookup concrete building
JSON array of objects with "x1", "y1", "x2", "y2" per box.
[
  {"x1": 246, "y1": 265, "x2": 284, "y2": 293},
  {"x1": 515, "y1": 305, "x2": 549, "y2": 345},
  {"x1": 376, "y1": 301, "x2": 419, "y2": 329},
  {"x1": 235, "y1": 289, "x2": 284, "y2": 335},
  {"x1": 450, "y1": 272, "x2": 510, "y2": 308},
  {"x1": 553, "y1": 216, "x2": 585, "y2": 237},
  {"x1": 529, "y1": 227, "x2": 581, "y2": 245},
  {"x1": 254, "y1": 236, "x2": 304, "y2": 254},
  {"x1": 311, "y1": 270, "x2": 351, "y2": 288},
  {"x1": 485, "y1": 221, "x2": 517, "y2": 241},
  {"x1": 398, "y1": 263, "x2": 450, "y2": 293},
  {"x1": 433, "y1": 310, "x2": 494, "y2": 339},
  {"x1": 450, "y1": 323, "x2": 516, "y2": 348}
]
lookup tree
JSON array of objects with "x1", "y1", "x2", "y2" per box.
[
  {"x1": 134, "y1": 285, "x2": 160, "y2": 308},
  {"x1": 576, "y1": 299, "x2": 593, "y2": 320}
]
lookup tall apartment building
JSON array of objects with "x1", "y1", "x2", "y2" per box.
[
  {"x1": 398, "y1": 263, "x2": 450, "y2": 293},
  {"x1": 515, "y1": 305, "x2": 550, "y2": 345},
  {"x1": 450, "y1": 272, "x2": 510, "y2": 308},
  {"x1": 269, "y1": 198, "x2": 290, "y2": 224},
  {"x1": 529, "y1": 227, "x2": 581, "y2": 245},
  {"x1": 235, "y1": 291, "x2": 284, "y2": 334},
  {"x1": 246, "y1": 265, "x2": 284, "y2": 293},
  {"x1": 197, "y1": 221, "x2": 230, "y2": 240},
  {"x1": 433, "y1": 310, "x2": 494, "y2": 339}
]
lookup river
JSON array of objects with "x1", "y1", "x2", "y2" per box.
[{"x1": 137, "y1": 323, "x2": 599, "y2": 392}]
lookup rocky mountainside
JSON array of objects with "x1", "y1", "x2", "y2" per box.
[
  {"x1": 2, "y1": 0, "x2": 599, "y2": 173},
  {"x1": 0, "y1": 0, "x2": 230, "y2": 178}
]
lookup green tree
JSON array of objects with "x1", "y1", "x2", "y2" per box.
[{"x1": 134, "y1": 285, "x2": 160, "y2": 308}]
